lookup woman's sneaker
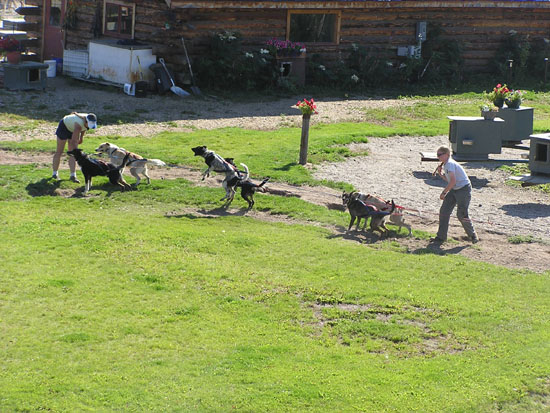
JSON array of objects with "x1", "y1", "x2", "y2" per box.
[
  {"x1": 70, "y1": 176, "x2": 80, "y2": 183},
  {"x1": 52, "y1": 173, "x2": 60, "y2": 181}
]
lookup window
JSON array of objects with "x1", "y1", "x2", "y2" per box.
[
  {"x1": 103, "y1": 1, "x2": 135, "y2": 38},
  {"x1": 287, "y1": 11, "x2": 340, "y2": 44},
  {"x1": 49, "y1": 0, "x2": 62, "y2": 26}
]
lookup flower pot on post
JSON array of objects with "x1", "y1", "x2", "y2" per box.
[
  {"x1": 296, "y1": 98, "x2": 318, "y2": 165},
  {"x1": 299, "y1": 114, "x2": 310, "y2": 165}
]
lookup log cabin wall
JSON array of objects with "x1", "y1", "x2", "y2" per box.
[{"x1": 56, "y1": 1, "x2": 550, "y2": 75}]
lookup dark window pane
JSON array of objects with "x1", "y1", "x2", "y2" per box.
[
  {"x1": 49, "y1": 0, "x2": 62, "y2": 26},
  {"x1": 120, "y1": 6, "x2": 132, "y2": 34},
  {"x1": 105, "y1": 3, "x2": 119, "y2": 32},
  {"x1": 289, "y1": 14, "x2": 336, "y2": 43}
]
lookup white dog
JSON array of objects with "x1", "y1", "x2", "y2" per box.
[{"x1": 95, "y1": 142, "x2": 166, "y2": 185}]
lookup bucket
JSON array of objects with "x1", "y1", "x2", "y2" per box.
[
  {"x1": 134, "y1": 81, "x2": 148, "y2": 98},
  {"x1": 44, "y1": 60, "x2": 57, "y2": 77},
  {"x1": 123, "y1": 83, "x2": 135, "y2": 96},
  {"x1": 54, "y1": 58, "x2": 63, "y2": 75}
]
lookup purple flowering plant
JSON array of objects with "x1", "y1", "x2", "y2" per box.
[{"x1": 265, "y1": 38, "x2": 306, "y2": 57}]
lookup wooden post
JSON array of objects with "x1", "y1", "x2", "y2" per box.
[{"x1": 299, "y1": 113, "x2": 310, "y2": 165}]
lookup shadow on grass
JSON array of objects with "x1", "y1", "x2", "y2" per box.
[
  {"x1": 26, "y1": 178, "x2": 61, "y2": 197},
  {"x1": 25, "y1": 178, "x2": 130, "y2": 198},
  {"x1": 273, "y1": 162, "x2": 297, "y2": 171},
  {"x1": 327, "y1": 228, "x2": 390, "y2": 244},
  {"x1": 165, "y1": 206, "x2": 252, "y2": 219}
]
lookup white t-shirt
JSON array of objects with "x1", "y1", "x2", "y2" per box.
[
  {"x1": 62, "y1": 113, "x2": 86, "y2": 133},
  {"x1": 444, "y1": 158, "x2": 471, "y2": 190}
]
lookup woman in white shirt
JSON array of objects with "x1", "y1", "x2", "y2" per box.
[
  {"x1": 52, "y1": 112, "x2": 97, "y2": 182},
  {"x1": 431, "y1": 146, "x2": 479, "y2": 244}
]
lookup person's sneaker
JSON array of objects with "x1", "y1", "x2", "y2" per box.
[
  {"x1": 470, "y1": 236, "x2": 480, "y2": 244},
  {"x1": 52, "y1": 174, "x2": 60, "y2": 181},
  {"x1": 69, "y1": 176, "x2": 80, "y2": 183},
  {"x1": 429, "y1": 237, "x2": 445, "y2": 244}
]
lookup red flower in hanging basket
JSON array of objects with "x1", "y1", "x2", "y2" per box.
[
  {"x1": 296, "y1": 98, "x2": 318, "y2": 115},
  {"x1": 0, "y1": 36, "x2": 23, "y2": 53}
]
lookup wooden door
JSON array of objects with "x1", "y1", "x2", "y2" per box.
[{"x1": 43, "y1": 0, "x2": 64, "y2": 60}]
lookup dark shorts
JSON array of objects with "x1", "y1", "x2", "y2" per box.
[{"x1": 55, "y1": 120, "x2": 72, "y2": 140}]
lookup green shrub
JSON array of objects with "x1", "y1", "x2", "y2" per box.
[{"x1": 195, "y1": 31, "x2": 280, "y2": 91}]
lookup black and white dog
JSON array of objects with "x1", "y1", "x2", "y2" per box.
[
  {"x1": 191, "y1": 145, "x2": 248, "y2": 204},
  {"x1": 67, "y1": 148, "x2": 132, "y2": 193}
]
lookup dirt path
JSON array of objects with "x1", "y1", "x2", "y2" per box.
[{"x1": 2, "y1": 149, "x2": 549, "y2": 274}]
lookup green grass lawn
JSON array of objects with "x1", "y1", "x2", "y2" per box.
[
  {"x1": 1, "y1": 164, "x2": 550, "y2": 412},
  {"x1": 2, "y1": 90, "x2": 550, "y2": 411}
]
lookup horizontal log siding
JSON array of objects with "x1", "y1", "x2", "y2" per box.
[{"x1": 61, "y1": 2, "x2": 550, "y2": 75}]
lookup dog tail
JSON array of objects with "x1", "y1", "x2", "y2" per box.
[
  {"x1": 258, "y1": 177, "x2": 269, "y2": 187},
  {"x1": 239, "y1": 163, "x2": 249, "y2": 181},
  {"x1": 146, "y1": 159, "x2": 166, "y2": 167},
  {"x1": 256, "y1": 177, "x2": 270, "y2": 192}
]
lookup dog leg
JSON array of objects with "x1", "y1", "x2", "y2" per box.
[
  {"x1": 242, "y1": 192, "x2": 254, "y2": 209},
  {"x1": 130, "y1": 168, "x2": 141, "y2": 185},
  {"x1": 84, "y1": 177, "x2": 91, "y2": 193},
  {"x1": 143, "y1": 166, "x2": 151, "y2": 185},
  {"x1": 348, "y1": 216, "x2": 356, "y2": 231}
]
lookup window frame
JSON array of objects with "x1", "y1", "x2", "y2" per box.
[
  {"x1": 286, "y1": 10, "x2": 341, "y2": 45},
  {"x1": 102, "y1": 0, "x2": 136, "y2": 39}
]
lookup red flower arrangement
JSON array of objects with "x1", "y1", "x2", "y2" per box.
[
  {"x1": 0, "y1": 36, "x2": 22, "y2": 53},
  {"x1": 487, "y1": 83, "x2": 510, "y2": 107},
  {"x1": 296, "y1": 98, "x2": 318, "y2": 116}
]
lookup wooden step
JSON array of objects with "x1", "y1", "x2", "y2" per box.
[
  {"x1": 3, "y1": 20, "x2": 39, "y2": 32},
  {"x1": 20, "y1": 38, "x2": 40, "y2": 48},
  {"x1": 15, "y1": 6, "x2": 42, "y2": 16}
]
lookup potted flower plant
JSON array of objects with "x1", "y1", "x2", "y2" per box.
[
  {"x1": 0, "y1": 36, "x2": 23, "y2": 64},
  {"x1": 505, "y1": 89, "x2": 523, "y2": 109},
  {"x1": 480, "y1": 105, "x2": 499, "y2": 120},
  {"x1": 486, "y1": 83, "x2": 510, "y2": 108}
]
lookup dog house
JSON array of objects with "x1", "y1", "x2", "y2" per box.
[
  {"x1": 275, "y1": 54, "x2": 306, "y2": 86},
  {"x1": 495, "y1": 107, "x2": 534, "y2": 146},
  {"x1": 3, "y1": 62, "x2": 48, "y2": 91},
  {"x1": 448, "y1": 116, "x2": 504, "y2": 160},
  {"x1": 529, "y1": 133, "x2": 550, "y2": 175}
]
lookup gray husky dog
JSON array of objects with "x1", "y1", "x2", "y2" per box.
[
  {"x1": 342, "y1": 191, "x2": 411, "y2": 235},
  {"x1": 342, "y1": 191, "x2": 395, "y2": 235}
]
